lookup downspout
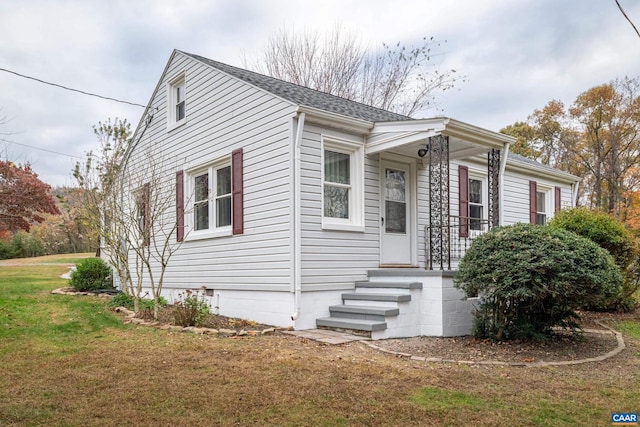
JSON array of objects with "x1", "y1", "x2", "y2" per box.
[
  {"x1": 498, "y1": 141, "x2": 510, "y2": 226},
  {"x1": 291, "y1": 112, "x2": 305, "y2": 321},
  {"x1": 572, "y1": 181, "x2": 580, "y2": 207}
]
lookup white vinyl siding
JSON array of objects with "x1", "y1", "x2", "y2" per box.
[
  {"x1": 300, "y1": 124, "x2": 378, "y2": 290},
  {"x1": 126, "y1": 52, "x2": 297, "y2": 292}
]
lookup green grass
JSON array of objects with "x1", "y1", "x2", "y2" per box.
[
  {"x1": 0, "y1": 259, "x2": 124, "y2": 358},
  {"x1": 412, "y1": 386, "x2": 491, "y2": 412},
  {"x1": 613, "y1": 320, "x2": 640, "y2": 339},
  {"x1": 0, "y1": 254, "x2": 639, "y2": 426}
]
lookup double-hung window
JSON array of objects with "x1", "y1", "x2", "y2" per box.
[
  {"x1": 468, "y1": 178, "x2": 484, "y2": 231},
  {"x1": 192, "y1": 163, "x2": 232, "y2": 235},
  {"x1": 536, "y1": 190, "x2": 547, "y2": 225},
  {"x1": 529, "y1": 181, "x2": 552, "y2": 225},
  {"x1": 167, "y1": 72, "x2": 186, "y2": 130},
  {"x1": 321, "y1": 138, "x2": 364, "y2": 232}
]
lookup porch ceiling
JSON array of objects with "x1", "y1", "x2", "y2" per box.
[{"x1": 366, "y1": 117, "x2": 514, "y2": 160}]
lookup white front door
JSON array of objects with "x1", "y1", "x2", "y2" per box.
[{"x1": 380, "y1": 160, "x2": 414, "y2": 266}]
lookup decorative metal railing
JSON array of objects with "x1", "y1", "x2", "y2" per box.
[{"x1": 425, "y1": 216, "x2": 492, "y2": 270}]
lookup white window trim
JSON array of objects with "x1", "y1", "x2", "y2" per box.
[
  {"x1": 321, "y1": 136, "x2": 364, "y2": 232},
  {"x1": 184, "y1": 157, "x2": 232, "y2": 241},
  {"x1": 167, "y1": 71, "x2": 186, "y2": 132}
]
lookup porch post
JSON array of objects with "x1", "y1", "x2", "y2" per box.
[
  {"x1": 487, "y1": 148, "x2": 500, "y2": 228},
  {"x1": 428, "y1": 134, "x2": 450, "y2": 270}
]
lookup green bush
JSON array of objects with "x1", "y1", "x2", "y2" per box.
[
  {"x1": 455, "y1": 223, "x2": 622, "y2": 341},
  {"x1": 173, "y1": 288, "x2": 210, "y2": 327},
  {"x1": 0, "y1": 239, "x2": 18, "y2": 260},
  {"x1": 548, "y1": 207, "x2": 638, "y2": 310},
  {"x1": 69, "y1": 257, "x2": 113, "y2": 291}
]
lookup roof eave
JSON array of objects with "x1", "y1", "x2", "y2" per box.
[
  {"x1": 443, "y1": 118, "x2": 515, "y2": 150},
  {"x1": 298, "y1": 105, "x2": 375, "y2": 134},
  {"x1": 507, "y1": 157, "x2": 581, "y2": 184}
]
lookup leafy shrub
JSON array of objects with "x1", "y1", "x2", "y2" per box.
[
  {"x1": 0, "y1": 232, "x2": 44, "y2": 260},
  {"x1": 107, "y1": 292, "x2": 167, "y2": 311},
  {"x1": 173, "y1": 288, "x2": 210, "y2": 327},
  {"x1": 548, "y1": 207, "x2": 638, "y2": 310},
  {"x1": 0, "y1": 238, "x2": 18, "y2": 260},
  {"x1": 455, "y1": 223, "x2": 622, "y2": 341},
  {"x1": 69, "y1": 257, "x2": 113, "y2": 291},
  {"x1": 548, "y1": 207, "x2": 636, "y2": 268}
]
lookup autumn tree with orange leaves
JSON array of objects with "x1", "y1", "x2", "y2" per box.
[
  {"x1": 0, "y1": 161, "x2": 59, "y2": 233},
  {"x1": 502, "y1": 77, "x2": 640, "y2": 222}
]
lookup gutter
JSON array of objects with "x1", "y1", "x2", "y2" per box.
[
  {"x1": 499, "y1": 141, "x2": 510, "y2": 226},
  {"x1": 291, "y1": 112, "x2": 305, "y2": 321}
]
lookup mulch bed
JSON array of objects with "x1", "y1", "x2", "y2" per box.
[
  {"x1": 136, "y1": 305, "x2": 277, "y2": 331},
  {"x1": 375, "y1": 310, "x2": 635, "y2": 364}
]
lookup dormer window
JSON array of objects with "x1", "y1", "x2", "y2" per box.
[{"x1": 167, "y1": 72, "x2": 186, "y2": 130}]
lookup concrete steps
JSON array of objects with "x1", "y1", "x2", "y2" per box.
[{"x1": 316, "y1": 278, "x2": 422, "y2": 335}]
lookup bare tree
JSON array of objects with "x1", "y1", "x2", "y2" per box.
[
  {"x1": 246, "y1": 25, "x2": 464, "y2": 117},
  {"x1": 74, "y1": 118, "x2": 186, "y2": 318}
]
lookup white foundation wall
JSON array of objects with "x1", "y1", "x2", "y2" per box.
[
  {"x1": 367, "y1": 269, "x2": 476, "y2": 338},
  {"x1": 295, "y1": 290, "x2": 347, "y2": 330},
  {"x1": 153, "y1": 287, "x2": 295, "y2": 328}
]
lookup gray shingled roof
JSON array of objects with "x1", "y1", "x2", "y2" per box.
[
  {"x1": 508, "y1": 152, "x2": 561, "y2": 173},
  {"x1": 180, "y1": 51, "x2": 412, "y2": 123}
]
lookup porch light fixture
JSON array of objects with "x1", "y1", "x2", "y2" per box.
[{"x1": 417, "y1": 146, "x2": 429, "y2": 158}]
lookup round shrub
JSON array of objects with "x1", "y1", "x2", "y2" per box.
[
  {"x1": 455, "y1": 223, "x2": 622, "y2": 341},
  {"x1": 69, "y1": 257, "x2": 113, "y2": 291},
  {"x1": 548, "y1": 207, "x2": 638, "y2": 310},
  {"x1": 548, "y1": 207, "x2": 636, "y2": 269}
]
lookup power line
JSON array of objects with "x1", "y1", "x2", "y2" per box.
[
  {"x1": 0, "y1": 67, "x2": 147, "y2": 108},
  {"x1": 615, "y1": 0, "x2": 640, "y2": 40},
  {"x1": 0, "y1": 137, "x2": 82, "y2": 160}
]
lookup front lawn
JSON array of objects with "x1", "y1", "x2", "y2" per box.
[{"x1": 0, "y1": 255, "x2": 638, "y2": 426}]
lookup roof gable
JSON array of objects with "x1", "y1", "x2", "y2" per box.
[{"x1": 179, "y1": 50, "x2": 412, "y2": 123}]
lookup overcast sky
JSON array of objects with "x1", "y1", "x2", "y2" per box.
[{"x1": 1, "y1": 0, "x2": 639, "y2": 187}]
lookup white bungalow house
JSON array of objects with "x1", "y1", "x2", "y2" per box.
[{"x1": 118, "y1": 49, "x2": 580, "y2": 339}]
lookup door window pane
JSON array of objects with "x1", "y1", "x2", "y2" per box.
[
  {"x1": 385, "y1": 169, "x2": 406, "y2": 234},
  {"x1": 385, "y1": 169, "x2": 405, "y2": 202},
  {"x1": 385, "y1": 201, "x2": 406, "y2": 233}
]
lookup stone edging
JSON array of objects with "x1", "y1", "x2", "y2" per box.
[
  {"x1": 51, "y1": 288, "x2": 289, "y2": 337},
  {"x1": 51, "y1": 288, "x2": 113, "y2": 297},
  {"x1": 362, "y1": 323, "x2": 626, "y2": 367},
  {"x1": 113, "y1": 307, "x2": 289, "y2": 337}
]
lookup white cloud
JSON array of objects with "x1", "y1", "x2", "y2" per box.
[{"x1": 0, "y1": 0, "x2": 639, "y2": 185}]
